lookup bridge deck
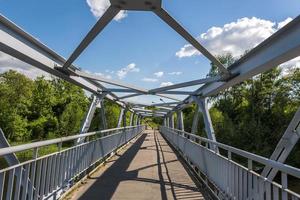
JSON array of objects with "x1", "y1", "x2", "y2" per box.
[{"x1": 65, "y1": 129, "x2": 206, "y2": 200}]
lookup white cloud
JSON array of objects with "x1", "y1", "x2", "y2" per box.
[
  {"x1": 277, "y1": 17, "x2": 293, "y2": 29},
  {"x1": 86, "y1": 0, "x2": 127, "y2": 21},
  {"x1": 154, "y1": 71, "x2": 164, "y2": 78},
  {"x1": 142, "y1": 77, "x2": 158, "y2": 82},
  {"x1": 117, "y1": 63, "x2": 140, "y2": 79},
  {"x1": 176, "y1": 17, "x2": 293, "y2": 58},
  {"x1": 160, "y1": 82, "x2": 173, "y2": 87},
  {"x1": 168, "y1": 71, "x2": 182, "y2": 75},
  {"x1": 0, "y1": 52, "x2": 50, "y2": 79}
]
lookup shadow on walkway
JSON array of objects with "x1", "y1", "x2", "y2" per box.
[{"x1": 77, "y1": 131, "x2": 204, "y2": 200}]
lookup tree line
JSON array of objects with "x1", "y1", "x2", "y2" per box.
[
  {"x1": 0, "y1": 70, "x2": 127, "y2": 144},
  {"x1": 181, "y1": 54, "x2": 300, "y2": 167}
]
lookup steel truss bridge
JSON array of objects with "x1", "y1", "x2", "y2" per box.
[{"x1": 0, "y1": 0, "x2": 300, "y2": 199}]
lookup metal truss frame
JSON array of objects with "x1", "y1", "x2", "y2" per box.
[{"x1": 1, "y1": 0, "x2": 300, "y2": 178}]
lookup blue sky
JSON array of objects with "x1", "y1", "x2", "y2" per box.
[{"x1": 0, "y1": 0, "x2": 299, "y2": 104}]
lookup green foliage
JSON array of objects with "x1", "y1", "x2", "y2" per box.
[
  {"x1": 0, "y1": 70, "x2": 89, "y2": 142},
  {"x1": 183, "y1": 54, "x2": 300, "y2": 167}
]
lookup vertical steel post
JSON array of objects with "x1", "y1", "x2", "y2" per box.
[
  {"x1": 177, "y1": 110, "x2": 184, "y2": 131},
  {"x1": 129, "y1": 112, "x2": 134, "y2": 126},
  {"x1": 169, "y1": 113, "x2": 174, "y2": 128},
  {"x1": 0, "y1": 128, "x2": 19, "y2": 166},
  {"x1": 99, "y1": 100, "x2": 107, "y2": 130},
  {"x1": 166, "y1": 116, "x2": 170, "y2": 127},
  {"x1": 261, "y1": 108, "x2": 300, "y2": 181},
  {"x1": 193, "y1": 96, "x2": 218, "y2": 151},
  {"x1": 122, "y1": 108, "x2": 127, "y2": 127},
  {"x1": 77, "y1": 95, "x2": 100, "y2": 144},
  {"x1": 117, "y1": 108, "x2": 125, "y2": 128},
  {"x1": 191, "y1": 106, "x2": 200, "y2": 134}
]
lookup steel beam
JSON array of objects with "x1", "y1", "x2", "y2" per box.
[
  {"x1": 99, "y1": 100, "x2": 107, "y2": 130},
  {"x1": 0, "y1": 14, "x2": 129, "y2": 110},
  {"x1": 117, "y1": 108, "x2": 125, "y2": 128},
  {"x1": 176, "y1": 110, "x2": 184, "y2": 131},
  {"x1": 149, "y1": 76, "x2": 221, "y2": 94},
  {"x1": 0, "y1": 128, "x2": 19, "y2": 166},
  {"x1": 154, "y1": 8, "x2": 229, "y2": 76},
  {"x1": 191, "y1": 107, "x2": 200, "y2": 134},
  {"x1": 262, "y1": 108, "x2": 300, "y2": 181},
  {"x1": 63, "y1": 6, "x2": 120, "y2": 68},
  {"x1": 129, "y1": 112, "x2": 134, "y2": 126},
  {"x1": 107, "y1": 88, "x2": 192, "y2": 95},
  {"x1": 193, "y1": 97, "x2": 218, "y2": 152},
  {"x1": 75, "y1": 69, "x2": 148, "y2": 93},
  {"x1": 77, "y1": 95, "x2": 102, "y2": 143},
  {"x1": 118, "y1": 92, "x2": 182, "y2": 102},
  {"x1": 151, "y1": 102, "x2": 183, "y2": 107}
]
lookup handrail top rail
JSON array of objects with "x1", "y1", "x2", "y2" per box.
[
  {"x1": 161, "y1": 126, "x2": 300, "y2": 179},
  {"x1": 0, "y1": 125, "x2": 144, "y2": 157}
]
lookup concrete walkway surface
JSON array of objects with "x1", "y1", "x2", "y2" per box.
[{"x1": 65, "y1": 130, "x2": 206, "y2": 200}]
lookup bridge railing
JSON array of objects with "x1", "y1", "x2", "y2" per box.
[
  {"x1": 0, "y1": 125, "x2": 145, "y2": 200},
  {"x1": 160, "y1": 126, "x2": 300, "y2": 200}
]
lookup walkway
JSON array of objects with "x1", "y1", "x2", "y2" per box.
[{"x1": 65, "y1": 129, "x2": 206, "y2": 200}]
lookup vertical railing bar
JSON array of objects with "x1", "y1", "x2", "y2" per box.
[
  {"x1": 281, "y1": 172, "x2": 288, "y2": 200},
  {"x1": 14, "y1": 166, "x2": 23, "y2": 200},
  {"x1": 40, "y1": 157, "x2": 47, "y2": 198},
  {"x1": 34, "y1": 159, "x2": 42, "y2": 200},
  {"x1": 6, "y1": 169, "x2": 15, "y2": 200},
  {"x1": 45, "y1": 155, "x2": 52, "y2": 197},
  {"x1": 49, "y1": 153, "x2": 57, "y2": 194},
  {"x1": 28, "y1": 147, "x2": 38, "y2": 200},
  {"x1": 21, "y1": 164, "x2": 30, "y2": 200},
  {"x1": 0, "y1": 172, "x2": 4, "y2": 200}
]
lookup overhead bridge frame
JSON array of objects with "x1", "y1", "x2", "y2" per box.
[{"x1": 0, "y1": 0, "x2": 300, "y2": 199}]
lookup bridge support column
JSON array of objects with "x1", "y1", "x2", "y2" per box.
[
  {"x1": 129, "y1": 112, "x2": 134, "y2": 126},
  {"x1": 193, "y1": 96, "x2": 218, "y2": 152},
  {"x1": 77, "y1": 94, "x2": 104, "y2": 143},
  {"x1": 163, "y1": 117, "x2": 167, "y2": 126},
  {"x1": 99, "y1": 100, "x2": 107, "y2": 130},
  {"x1": 169, "y1": 113, "x2": 174, "y2": 128},
  {"x1": 122, "y1": 108, "x2": 127, "y2": 127},
  {"x1": 191, "y1": 106, "x2": 200, "y2": 134},
  {"x1": 0, "y1": 128, "x2": 19, "y2": 166},
  {"x1": 117, "y1": 108, "x2": 125, "y2": 128},
  {"x1": 262, "y1": 108, "x2": 300, "y2": 181},
  {"x1": 176, "y1": 110, "x2": 184, "y2": 131}
]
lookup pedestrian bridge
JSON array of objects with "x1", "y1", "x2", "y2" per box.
[
  {"x1": 0, "y1": 0, "x2": 300, "y2": 199},
  {"x1": 0, "y1": 125, "x2": 300, "y2": 200}
]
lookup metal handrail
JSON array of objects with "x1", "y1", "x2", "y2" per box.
[
  {"x1": 0, "y1": 125, "x2": 144, "y2": 157},
  {"x1": 162, "y1": 126, "x2": 300, "y2": 179}
]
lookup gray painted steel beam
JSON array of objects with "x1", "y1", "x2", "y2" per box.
[
  {"x1": 77, "y1": 95, "x2": 101, "y2": 143},
  {"x1": 63, "y1": 6, "x2": 120, "y2": 68},
  {"x1": 154, "y1": 8, "x2": 229, "y2": 76},
  {"x1": 118, "y1": 92, "x2": 182, "y2": 102},
  {"x1": 191, "y1": 107, "x2": 200, "y2": 134},
  {"x1": 150, "y1": 102, "x2": 183, "y2": 107},
  {"x1": 99, "y1": 100, "x2": 107, "y2": 130},
  {"x1": 173, "y1": 15, "x2": 300, "y2": 112},
  {"x1": 107, "y1": 88, "x2": 192, "y2": 95},
  {"x1": 129, "y1": 112, "x2": 134, "y2": 126},
  {"x1": 117, "y1": 108, "x2": 125, "y2": 128},
  {"x1": 0, "y1": 14, "x2": 129, "y2": 110},
  {"x1": 149, "y1": 76, "x2": 221, "y2": 94},
  {"x1": 176, "y1": 110, "x2": 184, "y2": 131},
  {"x1": 262, "y1": 108, "x2": 300, "y2": 181},
  {"x1": 0, "y1": 128, "x2": 19, "y2": 166},
  {"x1": 75, "y1": 69, "x2": 148, "y2": 93},
  {"x1": 193, "y1": 97, "x2": 218, "y2": 152}
]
